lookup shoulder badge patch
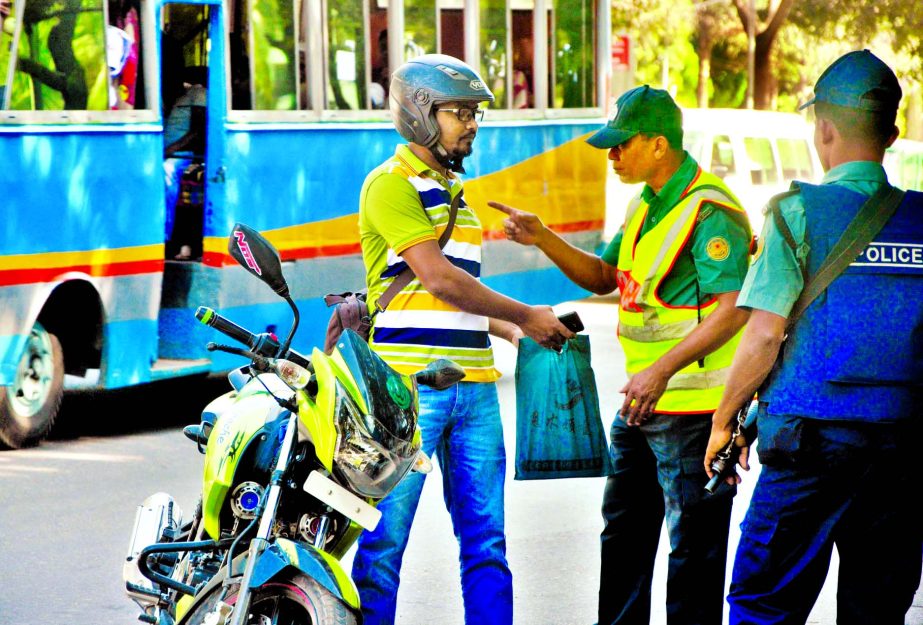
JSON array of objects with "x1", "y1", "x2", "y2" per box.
[{"x1": 706, "y1": 236, "x2": 730, "y2": 261}]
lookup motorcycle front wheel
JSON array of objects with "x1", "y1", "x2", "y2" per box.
[{"x1": 183, "y1": 570, "x2": 358, "y2": 625}]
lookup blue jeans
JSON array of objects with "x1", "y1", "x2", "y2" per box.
[
  {"x1": 163, "y1": 156, "x2": 191, "y2": 239},
  {"x1": 599, "y1": 412, "x2": 734, "y2": 625},
  {"x1": 728, "y1": 414, "x2": 923, "y2": 625},
  {"x1": 352, "y1": 381, "x2": 513, "y2": 625}
]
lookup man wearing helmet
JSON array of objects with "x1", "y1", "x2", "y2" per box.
[{"x1": 351, "y1": 54, "x2": 571, "y2": 625}]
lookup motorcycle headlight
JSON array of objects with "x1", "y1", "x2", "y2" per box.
[{"x1": 332, "y1": 384, "x2": 419, "y2": 499}]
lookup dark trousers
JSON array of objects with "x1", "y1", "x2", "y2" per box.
[
  {"x1": 599, "y1": 412, "x2": 735, "y2": 625},
  {"x1": 729, "y1": 415, "x2": 923, "y2": 625}
]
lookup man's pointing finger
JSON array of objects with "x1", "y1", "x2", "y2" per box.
[{"x1": 487, "y1": 201, "x2": 514, "y2": 215}]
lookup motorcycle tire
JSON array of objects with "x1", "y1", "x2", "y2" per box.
[
  {"x1": 0, "y1": 322, "x2": 64, "y2": 449},
  {"x1": 183, "y1": 570, "x2": 358, "y2": 625}
]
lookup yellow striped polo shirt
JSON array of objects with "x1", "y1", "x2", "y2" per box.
[{"x1": 357, "y1": 145, "x2": 499, "y2": 382}]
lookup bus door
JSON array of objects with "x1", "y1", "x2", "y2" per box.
[
  {"x1": 161, "y1": 0, "x2": 226, "y2": 261},
  {"x1": 155, "y1": 0, "x2": 227, "y2": 365}
]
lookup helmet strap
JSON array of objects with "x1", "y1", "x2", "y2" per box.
[{"x1": 431, "y1": 142, "x2": 467, "y2": 175}]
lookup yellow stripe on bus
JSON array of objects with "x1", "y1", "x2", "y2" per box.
[
  {"x1": 204, "y1": 136, "x2": 605, "y2": 258},
  {"x1": 0, "y1": 244, "x2": 163, "y2": 271}
]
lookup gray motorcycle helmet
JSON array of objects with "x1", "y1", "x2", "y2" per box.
[{"x1": 390, "y1": 54, "x2": 494, "y2": 149}]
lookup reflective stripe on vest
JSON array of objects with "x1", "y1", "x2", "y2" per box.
[{"x1": 616, "y1": 169, "x2": 749, "y2": 413}]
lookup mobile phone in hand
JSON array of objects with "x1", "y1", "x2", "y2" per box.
[{"x1": 557, "y1": 311, "x2": 584, "y2": 333}]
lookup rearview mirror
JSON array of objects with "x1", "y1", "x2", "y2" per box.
[
  {"x1": 228, "y1": 223, "x2": 290, "y2": 297},
  {"x1": 413, "y1": 359, "x2": 466, "y2": 391}
]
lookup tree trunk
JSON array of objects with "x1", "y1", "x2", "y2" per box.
[
  {"x1": 753, "y1": 30, "x2": 774, "y2": 110},
  {"x1": 697, "y1": 54, "x2": 711, "y2": 108},
  {"x1": 696, "y1": 27, "x2": 714, "y2": 108}
]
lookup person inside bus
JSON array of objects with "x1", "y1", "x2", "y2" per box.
[
  {"x1": 107, "y1": 0, "x2": 139, "y2": 109},
  {"x1": 511, "y1": 36, "x2": 533, "y2": 109},
  {"x1": 350, "y1": 54, "x2": 571, "y2": 625},
  {"x1": 164, "y1": 66, "x2": 207, "y2": 259},
  {"x1": 370, "y1": 28, "x2": 389, "y2": 109}
]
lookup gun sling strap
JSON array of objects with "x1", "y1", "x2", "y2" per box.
[
  {"x1": 376, "y1": 190, "x2": 462, "y2": 312},
  {"x1": 771, "y1": 183, "x2": 906, "y2": 330}
]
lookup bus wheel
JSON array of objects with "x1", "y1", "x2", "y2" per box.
[{"x1": 0, "y1": 322, "x2": 64, "y2": 449}]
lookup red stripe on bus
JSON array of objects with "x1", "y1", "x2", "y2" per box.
[
  {"x1": 281, "y1": 243, "x2": 363, "y2": 260},
  {"x1": 0, "y1": 259, "x2": 165, "y2": 287},
  {"x1": 204, "y1": 242, "x2": 364, "y2": 268}
]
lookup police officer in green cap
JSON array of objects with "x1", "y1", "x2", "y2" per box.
[
  {"x1": 705, "y1": 49, "x2": 923, "y2": 624},
  {"x1": 491, "y1": 84, "x2": 753, "y2": 625}
]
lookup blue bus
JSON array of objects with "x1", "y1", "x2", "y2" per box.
[{"x1": 0, "y1": 0, "x2": 611, "y2": 447}]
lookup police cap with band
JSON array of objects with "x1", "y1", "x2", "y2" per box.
[
  {"x1": 587, "y1": 85, "x2": 682, "y2": 149},
  {"x1": 799, "y1": 49, "x2": 902, "y2": 112}
]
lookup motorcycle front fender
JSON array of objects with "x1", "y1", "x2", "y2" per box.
[{"x1": 250, "y1": 538, "x2": 359, "y2": 610}]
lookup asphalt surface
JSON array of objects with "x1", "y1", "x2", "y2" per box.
[{"x1": 1, "y1": 296, "x2": 921, "y2": 624}]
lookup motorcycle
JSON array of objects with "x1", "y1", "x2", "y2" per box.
[{"x1": 122, "y1": 223, "x2": 464, "y2": 625}]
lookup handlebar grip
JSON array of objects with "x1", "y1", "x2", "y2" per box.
[{"x1": 195, "y1": 307, "x2": 257, "y2": 349}]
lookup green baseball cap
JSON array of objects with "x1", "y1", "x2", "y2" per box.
[
  {"x1": 799, "y1": 49, "x2": 902, "y2": 112},
  {"x1": 587, "y1": 85, "x2": 683, "y2": 149}
]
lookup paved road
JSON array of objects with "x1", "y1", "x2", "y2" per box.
[{"x1": 0, "y1": 296, "x2": 920, "y2": 624}]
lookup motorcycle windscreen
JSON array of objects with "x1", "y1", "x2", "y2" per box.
[
  {"x1": 330, "y1": 330, "x2": 420, "y2": 498},
  {"x1": 333, "y1": 329, "x2": 419, "y2": 447}
]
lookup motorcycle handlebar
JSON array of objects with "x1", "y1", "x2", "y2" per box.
[
  {"x1": 195, "y1": 306, "x2": 311, "y2": 369},
  {"x1": 196, "y1": 306, "x2": 257, "y2": 349}
]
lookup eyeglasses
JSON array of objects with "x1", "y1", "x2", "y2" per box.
[{"x1": 436, "y1": 107, "x2": 485, "y2": 123}]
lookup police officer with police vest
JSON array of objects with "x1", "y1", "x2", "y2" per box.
[
  {"x1": 705, "y1": 50, "x2": 923, "y2": 624},
  {"x1": 492, "y1": 85, "x2": 753, "y2": 625}
]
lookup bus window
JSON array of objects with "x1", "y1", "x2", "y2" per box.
[
  {"x1": 250, "y1": 0, "x2": 296, "y2": 109},
  {"x1": 3, "y1": 0, "x2": 109, "y2": 110},
  {"x1": 550, "y1": 0, "x2": 595, "y2": 108},
  {"x1": 404, "y1": 0, "x2": 435, "y2": 59},
  {"x1": 107, "y1": 0, "x2": 141, "y2": 110},
  {"x1": 369, "y1": 2, "x2": 388, "y2": 109},
  {"x1": 438, "y1": 1, "x2": 463, "y2": 60},
  {"x1": 511, "y1": 9, "x2": 532, "y2": 109},
  {"x1": 326, "y1": 0, "x2": 368, "y2": 109},
  {"x1": 1, "y1": 0, "x2": 11, "y2": 104},
  {"x1": 479, "y1": 0, "x2": 507, "y2": 108}
]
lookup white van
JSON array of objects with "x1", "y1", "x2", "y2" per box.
[
  {"x1": 884, "y1": 138, "x2": 923, "y2": 192},
  {"x1": 603, "y1": 108, "x2": 823, "y2": 240}
]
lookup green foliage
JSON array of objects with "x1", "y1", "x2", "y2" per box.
[
  {"x1": 706, "y1": 33, "x2": 746, "y2": 107},
  {"x1": 404, "y1": 0, "x2": 435, "y2": 57},
  {"x1": 615, "y1": 0, "x2": 920, "y2": 125},
  {"x1": 611, "y1": 0, "x2": 699, "y2": 105}
]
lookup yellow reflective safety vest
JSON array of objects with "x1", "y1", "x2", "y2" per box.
[{"x1": 616, "y1": 170, "x2": 750, "y2": 414}]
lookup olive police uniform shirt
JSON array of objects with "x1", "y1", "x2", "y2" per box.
[
  {"x1": 738, "y1": 161, "x2": 890, "y2": 316},
  {"x1": 601, "y1": 154, "x2": 751, "y2": 305}
]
